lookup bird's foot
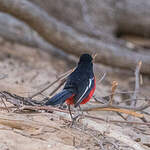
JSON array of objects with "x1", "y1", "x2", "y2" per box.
[
  {"x1": 68, "y1": 116, "x2": 78, "y2": 127},
  {"x1": 69, "y1": 113, "x2": 85, "y2": 127}
]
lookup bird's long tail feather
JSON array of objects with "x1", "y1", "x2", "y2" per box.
[{"x1": 45, "y1": 89, "x2": 74, "y2": 106}]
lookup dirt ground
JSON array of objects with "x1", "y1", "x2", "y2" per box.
[{"x1": 0, "y1": 39, "x2": 150, "y2": 150}]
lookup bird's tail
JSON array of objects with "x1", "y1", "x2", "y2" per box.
[{"x1": 45, "y1": 89, "x2": 74, "y2": 106}]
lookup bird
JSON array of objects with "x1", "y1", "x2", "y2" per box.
[{"x1": 45, "y1": 53, "x2": 96, "y2": 121}]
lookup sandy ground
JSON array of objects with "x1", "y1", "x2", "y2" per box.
[{"x1": 0, "y1": 40, "x2": 150, "y2": 150}]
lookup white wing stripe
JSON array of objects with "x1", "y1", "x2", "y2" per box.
[
  {"x1": 76, "y1": 77, "x2": 94, "y2": 104},
  {"x1": 89, "y1": 77, "x2": 94, "y2": 88},
  {"x1": 89, "y1": 78, "x2": 92, "y2": 88}
]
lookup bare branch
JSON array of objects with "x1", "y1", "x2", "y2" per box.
[
  {"x1": 30, "y1": 68, "x2": 73, "y2": 98},
  {"x1": 19, "y1": 105, "x2": 150, "y2": 126},
  {"x1": 49, "y1": 78, "x2": 66, "y2": 96}
]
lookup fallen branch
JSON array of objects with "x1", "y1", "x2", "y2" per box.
[
  {"x1": 19, "y1": 105, "x2": 68, "y2": 113},
  {"x1": 18, "y1": 105, "x2": 150, "y2": 126},
  {"x1": 88, "y1": 107, "x2": 143, "y2": 118},
  {"x1": 0, "y1": 91, "x2": 42, "y2": 107}
]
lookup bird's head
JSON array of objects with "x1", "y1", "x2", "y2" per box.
[{"x1": 79, "y1": 54, "x2": 93, "y2": 63}]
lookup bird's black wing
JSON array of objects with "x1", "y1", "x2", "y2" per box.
[
  {"x1": 73, "y1": 77, "x2": 94, "y2": 107},
  {"x1": 64, "y1": 65, "x2": 94, "y2": 107}
]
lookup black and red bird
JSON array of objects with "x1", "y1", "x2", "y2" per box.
[{"x1": 45, "y1": 54, "x2": 96, "y2": 111}]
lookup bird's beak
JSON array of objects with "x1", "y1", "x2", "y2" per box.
[{"x1": 92, "y1": 53, "x2": 97, "y2": 63}]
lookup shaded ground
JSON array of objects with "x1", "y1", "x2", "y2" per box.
[{"x1": 0, "y1": 39, "x2": 150, "y2": 150}]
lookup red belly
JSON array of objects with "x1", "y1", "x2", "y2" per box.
[
  {"x1": 66, "y1": 94, "x2": 74, "y2": 105},
  {"x1": 66, "y1": 79, "x2": 96, "y2": 105}
]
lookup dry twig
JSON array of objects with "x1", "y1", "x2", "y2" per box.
[
  {"x1": 18, "y1": 106, "x2": 150, "y2": 126},
  {"x1": 131, "y1": 61, "x2": 142, "y2": 107},
  {"x1": 56, "y1": 111, "x2": 148, "y2": 150},
  {"x1": 83, "y1": 107, "x2": 143, "y2": 118},
  {"x1": 0, "y1": 91, "x2": 42, "y2": 107},
  {"x1": 49, "y1": 78, "x2": 66, "y2": 96},
  {"x1": 98, "y1": 72, "x2": 106, "y2": 83},
  {"x1": 30, "y1": 68, "x2": 73, "y2": 98},
  {"x1": 1, "y1": 89, "x2": 149, "y2": 119},
  {"x1": 0, "y1": 97, "x2": 9, "y2": 112},
  {"x1": 81, "y1": 102, "x2": 150, "y2": 112},
  {"x1": 109, "y1": 81, "x2": 118, "y2": 105}
]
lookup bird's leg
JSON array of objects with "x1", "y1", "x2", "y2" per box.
[
  {"x1": 78, "y1": 105, "x2": 87, "y2": 131},
  {"x1": 68, "y1": 104, "x2": 74, "y2": 120},
  {"x1": 71, "y1": 105, "x2": 84, "y2": 122},
  {"x1": 68, "y1": 104, "x2": 78, "y2": 126}
]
